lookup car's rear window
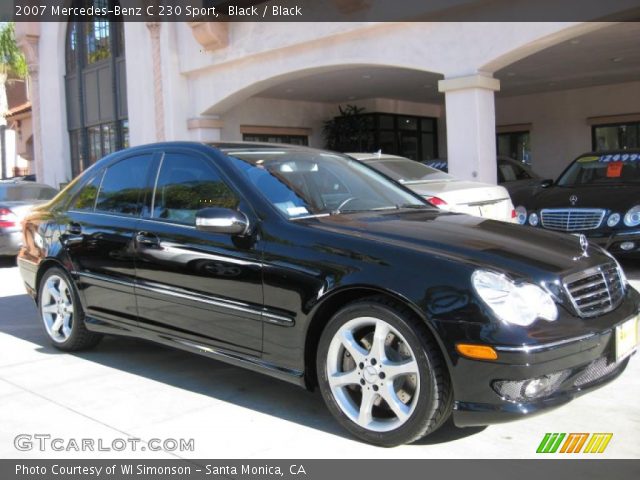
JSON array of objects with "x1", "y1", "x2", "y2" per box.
[
  {"x1": 0, "y1": 185, "x2": 57, "y2": 201},
  {"x1": 369, "y1": 159, "x2": 453, "y2": 184}
]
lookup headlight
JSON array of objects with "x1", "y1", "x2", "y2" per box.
[
  {"x1": 607, "y1": 213, "x2": 621, "y2": 227},
  {"x1": 515, "y1": 206, "x2": 527, "y2": 225},
  {"x1": 472, "y1": 270, "x2": 558, "y2": 327},
  {"x1": 624, "y1": 205, "x2": 640, "y2": 227},
  {"x1": 528, "y1": 212, "x2": 539, "y2": 226}
]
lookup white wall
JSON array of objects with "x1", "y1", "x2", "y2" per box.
[
  {"x1": 496, "y1": 81, "x2": 640, "y2": 179},
  {"x1": 222, "y1": 97, "x2": 336, "y2": 147}
]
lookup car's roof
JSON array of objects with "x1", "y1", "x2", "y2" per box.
[
  {"x1": 210, "y1": 141, "x2": 316, "y2": 153},
  {"x1": 576, "y1": 149, "x2": 640, "y2": 157}
]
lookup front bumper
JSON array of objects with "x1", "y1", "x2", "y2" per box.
[
  {"x1": 586, "y1": 230, "x2": 640, "y2": 256},
  {"x1": 452, "y1": 333, "x2": 634, "y2": 427},
  {"x1": 0, "y1": 230, "x2": 22, "y2": 256},
  {"x1": 435, "y1": 291, "x2": 639, "y2": 428}
]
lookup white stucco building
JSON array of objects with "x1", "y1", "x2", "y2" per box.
[{"x1": 14, "y1": 2, "x2": 640, "y2": 188}]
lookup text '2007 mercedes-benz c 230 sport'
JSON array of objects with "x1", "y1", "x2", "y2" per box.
[{"x1": 17, "y1": 142, "x2": 639, "y2": 446}]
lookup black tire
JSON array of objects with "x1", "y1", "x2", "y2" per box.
[
  {"x1": 37, "y1": 266, "x2": 102, "y2": 351},
  {"x1": 316, "y1": 296, "x2": 452, "y2": 446}
]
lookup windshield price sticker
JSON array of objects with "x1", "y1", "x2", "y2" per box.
[
  {"x1": 606, "y1": 161, "x2": 623, "y2": 178},
  {"x1": 599, "y1": 153, "x2": 640, "y2": 162}
]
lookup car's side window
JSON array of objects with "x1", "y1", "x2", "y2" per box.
[
  {"x1": 95, "y1": 154, "x2": 153, "y2": 216},
  {"x1": 498, "y1": 163, "x2": 516, "y2": 182},
  {"x1": 70, "y1": 171, "x2": 104, "y2": 211},
  {"x1": 152, "y1": 153, "x2": 240, "y2": 226},
  {"x1": 514, "y1": 164, "x2": 532, "y2": 180}
]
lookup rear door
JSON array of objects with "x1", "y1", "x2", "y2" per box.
[
  {"x1": 64, "y1": 152, "x2": 155, "y2": 327},
  {"x1": 133, "y1": 148, "x2": 264, "y2": 355}
]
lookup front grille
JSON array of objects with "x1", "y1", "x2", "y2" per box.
[
  {"x1": 540, "y1": 208, "x2": 605, "y2": 231},
  {"x1": 574, "y1": 357, "x2": 620, "y2": 387},
  {"x1": 564, "y1": 263, "x2": 625, "y2": 317}
]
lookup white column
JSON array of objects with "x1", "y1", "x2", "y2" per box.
[
  {"x1": 146, "y1": 22, "x2": 165, "y2": 142},
  {"x1": 438, "y1": 74, "x2": 500, "y2": 184},
  {"x1": 18, "y1": 33, "x2": 45, "y2": 184},
  {"x1": 187, "y1": 117, "x2": 223, "y2": 143}
]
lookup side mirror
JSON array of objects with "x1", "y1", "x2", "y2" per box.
[
  {"x1": 195, "y1": 208, "x2": 249, "y2": 236},
  {"x1": 540, "y1": 179, "x2": 553, "y2": 188}
]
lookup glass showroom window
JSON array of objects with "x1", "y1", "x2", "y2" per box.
[
  {"x1": 593, "y1": 122, "x2": 640, "y2": 151},
  {"x1": 243, "y1": 134, "x2": 309, "y2": 146},
  {"x1": 497, "y1": 131, "x2": 531, "y2": 165},
  {"x1": 65, "y1": 0, "x2": 128, "y2": 177},
  {"x1": 330, "y1": 113, "x2": 438, "y2": 161}
]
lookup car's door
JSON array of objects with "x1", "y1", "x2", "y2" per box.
[
  {"x1": 64, "y1": 152, "x2": 155, "y2": 327},
  {"x1": 133, "y1": 148, "x2": 263, "y2": 355}
]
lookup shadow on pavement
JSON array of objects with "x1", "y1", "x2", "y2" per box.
[
  {"x1": 0, "y1": 292, "x2": 484, "y2": 445},
  {"x1": 0, "y1": 256, "x2": 17, "y2": 268}
]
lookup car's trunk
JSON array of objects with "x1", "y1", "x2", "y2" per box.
[{"x1": 409, "y1": 181, "x2": 514, "y2": 221}]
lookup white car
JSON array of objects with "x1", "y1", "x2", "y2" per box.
[{"x1": 348, "y1": 153, "x2": 516, "y2": 222}]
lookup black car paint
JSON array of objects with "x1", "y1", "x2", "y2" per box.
[
  {"x1": 17, "y1": 142, "x2": 638, "y2": 428},
  {"x1": 519, "y1": 150, "x2": 640, "y2": 255}
]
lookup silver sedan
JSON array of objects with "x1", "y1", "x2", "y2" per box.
[{"x1": 0, "y1": 181, "x2": 58, "y2": 256}]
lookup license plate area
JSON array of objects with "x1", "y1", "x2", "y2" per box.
[
  {"x1": 615, "y1": 315, "x2": 639, "y2": 362},
  {"x1": 479, "y1": 202, "x2": 500, "y2": 219}
]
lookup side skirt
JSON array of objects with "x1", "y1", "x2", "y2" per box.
[{"x1": 84, "y1": 317, "x2": 306, "y2": 388}]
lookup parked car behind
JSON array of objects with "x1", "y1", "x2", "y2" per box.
[
  {"x1": 349, "y1": 153, "x2": 516, "y2": 222},
  {"x1": 0, "y1": 180, "x2": 58, "y2": 256},
  {"x1": 515, "y1": 150, "x2": 640, "y2": 257},
  {"x1": 423, "y1": 156, "x2": 542, "y2": 206}
]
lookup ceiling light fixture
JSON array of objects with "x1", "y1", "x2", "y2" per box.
[
  {"x1": 612, "y1": 57, "x2": 624, "y2": 63},
  {"x1": 362, "y1": 74, "x2": 372, "y2": 79}
]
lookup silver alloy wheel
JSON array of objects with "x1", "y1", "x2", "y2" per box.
[
  {"x1": 326, "y1": 316, "x2": 420, "y2": 432},
  {"x1": 41, "y1": 274, "x2": 74, "y2": 343}
]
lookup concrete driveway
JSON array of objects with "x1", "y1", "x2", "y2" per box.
[{"x1": 0, "y1": 256, "x2": 638, "y2": 459}]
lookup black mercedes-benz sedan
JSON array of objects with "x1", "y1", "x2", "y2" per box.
[
  {"x1": 17, "y1": 142, "x2": 639, "y2": 446},
  {"x1": 515, "y1": 150, "x2": 640, "y2": 257}
]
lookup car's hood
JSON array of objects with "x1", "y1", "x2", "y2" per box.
[
  {"x1": 301, "y1": 209, "x2": 608, "y2": 276},
  {"x1": 526, "y1": 184, "x2": 640, "y2": 211}
]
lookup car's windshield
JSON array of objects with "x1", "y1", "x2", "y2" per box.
[
  {"x1": 0, "y1": 184, "x2": 57, "y2": 202},
  {"x1": 367, "y1": 158, "x2": 453, "y2": 184},
  {"x1": 225, "y1": 150, "x2": 430, "y2": 218},
  {"x1": 557, "y1": 152, "x2": 640, "y2": 186}
]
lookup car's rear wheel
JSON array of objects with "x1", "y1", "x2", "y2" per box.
[
  {"x1": 316, "y1": 297, "x2": 452, "y2": 446},
  {"x1": 38, "y1": 267, "x2": 102, "y2": 351}
]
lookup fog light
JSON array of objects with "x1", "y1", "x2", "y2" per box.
[
  {"x1": 523, "y1": 378, "x2": 550, "y2": 398},
  {"x1": 493, "y1": 371, "x2": 570, "y2": 402},
  {"x1": 620, "y1": 241, "x2": 635, "y2": 251}
]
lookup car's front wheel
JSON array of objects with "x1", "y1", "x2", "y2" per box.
[
  {"x1": 316, "y1": 297, "x2": 452, "y2": 446},
  {"x1": 38, "y1": 267, "x2": 102, "y2": 351}
]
